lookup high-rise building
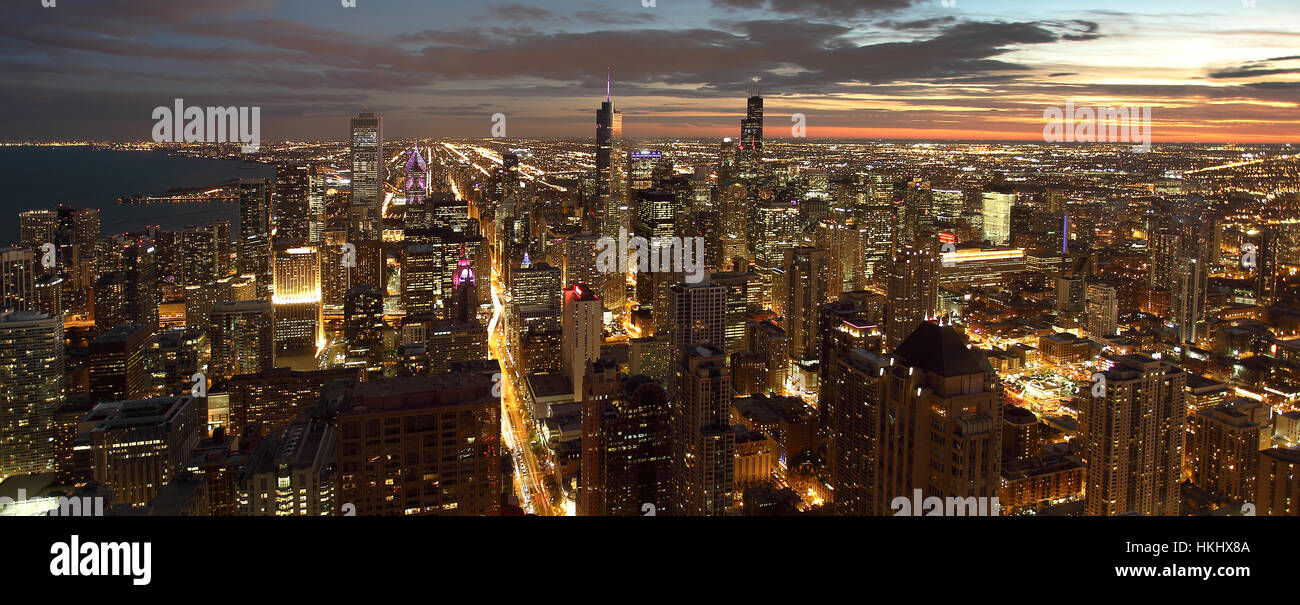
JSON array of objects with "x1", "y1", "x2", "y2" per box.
[
  {"x1": 738, "y1": 78, "x2": 763, "y2": 177},
  {"x1": 579, "y1": 359, "x2": 672, "y2": 516},
  {"x1": 275, "y1": 164, "x2": 312, "y2": 241},
  {"x1": 594, "y1": 74, "x2": 625, "y2": 237},
  {"x1": 401, "y1": 244, "x2": 440, "y2": 316},
  {"x1": 781, "y1": 247, "x2": 830, "y2": 363},
  {"x1": 860, "y1": 203, "x2": 896, "y2": 288},
  {"x1": 146, "y1": 328, "x2": 208, "y2": 398},
  {"x1": 209, "y1": 300, "x2": 275, "y2": 382},
  {"x1": 671, "y1": 343, "x2": 734, "y2": 516},
  {"x1": 562, "y1": 284, "x2": 602, "y2": 398},
  {"x1": 271, "y1": 242, "x2": 322, "y2": 354},
  {"x1": 343, "y1": 284, "x2": 385, "y2": 376},
  {"x1": 228, "y1": 367, "x2": 359, "y2": 437},
  {"x1": 1055, "y1": 276, "x2": 1086, "y2": 313},
  {"x1": 239, "y1": 413, "x2": 338, "y2": 516},
  {"x1": 336, "y1": 372, "x2": 501, "y2": 516},
  {"x1": 1255, "y1": 227, "x2": 1279, "y2": 307},
  {"x1": 349, "y1": 111, "x2": 384, "y2": 239},
  {"x1": 1080, "y1": 353, "x2": 1186, "y2": 516},
  {"x1": 89, "y1": 322, "x2": 153, "y2": 402},
  {"x1": 824, "y1": 346, "x2": 889, "y2": 515},
  {"x1": 883, "y1": 323, "x2": 1002, "y2": 511},
  {"x1": 0, "y1": 311, "x2": 64, "y2": 480},
  {"x1": 82, "y1": 396, "x2": 204, "y2": 506},
  {"x1": 239, "y1": 178, "x2": 272, "y2": 242},
  {"x1": 1085, "y1": 282, "x2": 1119, "y2": 338},
  {"x1": 18, "y1": 209, "x2": 57, "y2": 250},
  {"x1": 885, "y1": 238, "x2": 937, "y2": 350},
  {"x1": 0, "y1": 247, "x2": 36, "y2": 312},
  {"x1": 667, "y1": 277, "x2": 726, "y2": 357},
  {"x1": 1257, "y1": 447, "x2": 1300, "y2": 516},
  {"x1": 1186, "y1": 399, "x2": 1269, "y2": 504},
  {"x1": 980, "y1": 190, "x2": 1015, "y2": 245},
  {"x1": 710, "y1": 271, "x2": 752, "y2": 355}
]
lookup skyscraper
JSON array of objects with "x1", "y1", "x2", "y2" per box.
[
  {"x1": 343, "y1": 284, "x2": 385, "y2": 377},
  {"x1": 1085, "y1": 282, "x2": 1118, "y2": 338},
  {"x1": 271, "y1": 242, "x2": 322, "y2": 354},
  {"x1": 580, "y1": 360, "x2": 672, "y2": 516},
  {"x1": 89, "y1": 322, "x2": 153, "y2": 403},
  {"x1": 824, "y1": 346, "x2": 888, "y2": 515},
  {"x1": 238, "y1": 178, "x2": 274, "y2": 299},
  {"x1": 1081, "y1": 353, "x2": 1186, "y2": 516},
  {"x1": 885, "y1": 238, "x2": 938, "y2": 350},
  {"x1": 876, "y1": 323, "x2": 1003, "y2": 513},
  {"x1": 671, "y1": 343, "x2": 735, "y2": 516},
  {"x1": 209, "y1": 300, "x2": 275, "y2": 382},
  {"x1": 738, "y1": 77, "x2": 763, "y2": 178},
  {"x1": 781, "y1": 247, "x2": 830, "y2": 363},
  {"x1": 0, "y1": 311, "x2": 65, "y2": 480},
  {"x1": 18, "y1": 209, "x2": 57, "y2": 251},
  {"x1": 0, "y1": 247, "x2": 36, "y2": 313},
  {"x1": 980, "y1": 190, "x2": 1015, "y2": 245},
  {"x1": 1255, "y1": 227, "x2": 1279, "y2": 307},
  {"x1": 594, "y1": 71, "x2": 624, "y2": 237},
  {"x1": 349, "y1": 111, "x2": 384, "y2": 239},
  {"x1": 562, "y1": 284, "x2": 602, "y2": 398},
  {"x1": 275, "y1": 164, "x2": 312, "y2": 241},
  {"x1": 667, "y1": 277, "x2": 726, "y2": 357}
]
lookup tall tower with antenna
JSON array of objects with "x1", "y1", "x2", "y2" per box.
[
  {"x1": 595, "y1": 67, "x2": 624, "y2": 237},
  {"x1": 739, "y1": 75, "x2": 764, "y2": 178}
]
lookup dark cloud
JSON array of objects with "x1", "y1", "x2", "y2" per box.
[
  {"x1": 485, "y1": 4, "x2": 557, "y2": 22},
  {"x1": 1209, "y1": 56, "x2": 1300, "y2": 79},
  {"x1": 711, "y1": 0, "x2": 915, "y2": 19}
]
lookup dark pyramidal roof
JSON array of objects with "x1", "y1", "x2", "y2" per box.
[{"x1": 893, "y1": 322, "x2": 995, "y2": 378}]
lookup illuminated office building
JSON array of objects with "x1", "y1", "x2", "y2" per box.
[
  {"x1": 981, "y1": 190, "x2": 1015, "y2": 245},
  {"x1": 0, "y1": 311, "x2": 65, "y2": 480},
  {"x1": 401, "y1": 244, "x2": 441, "y2": 317},
  {"x1": 343, "y1": 284, "x2": 385, "y2": 376},
  {"x1": 209, "y1": 300, "x2": 275, "y2": 382},
  {"x1": 349, "y1": 111, "x2": 384, "y2": 239},
  {"x1": 738, "y1": 78, "x2": 763, "y2": 177},
  {"x1": 271, "y1": 242, "x2": 322, "y2": 355},
  {"x1": 82, "y1": 396, "x2": 204, "y2": 507},
  {"x1": 0, "y1": 247, "x2": 36, "y2": 312},
  {"x1": 781, "y1": 247, "x2": 830, "y2": 363},
  {"x1": 275, "y1": 164, "x2": 312, "y2": 241},
  {"x1": 937, "y1": 246, "x2": 1027, "y2": 291}
]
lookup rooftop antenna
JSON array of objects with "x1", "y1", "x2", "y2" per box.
[
  {"x1": 750, "y1": 74, "x2": 761, "y2": 97},
  {"x1": 606, "y1": 67, "x2": 611, "y2": 102}
]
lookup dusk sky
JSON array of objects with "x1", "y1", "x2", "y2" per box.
[{"x1": 4, "y1": 0, "x2": 1298, "y2": 142}]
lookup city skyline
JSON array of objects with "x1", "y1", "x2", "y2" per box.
[{"x1": 2, "y1": 0, "x2": 1298, "y2": 143}]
